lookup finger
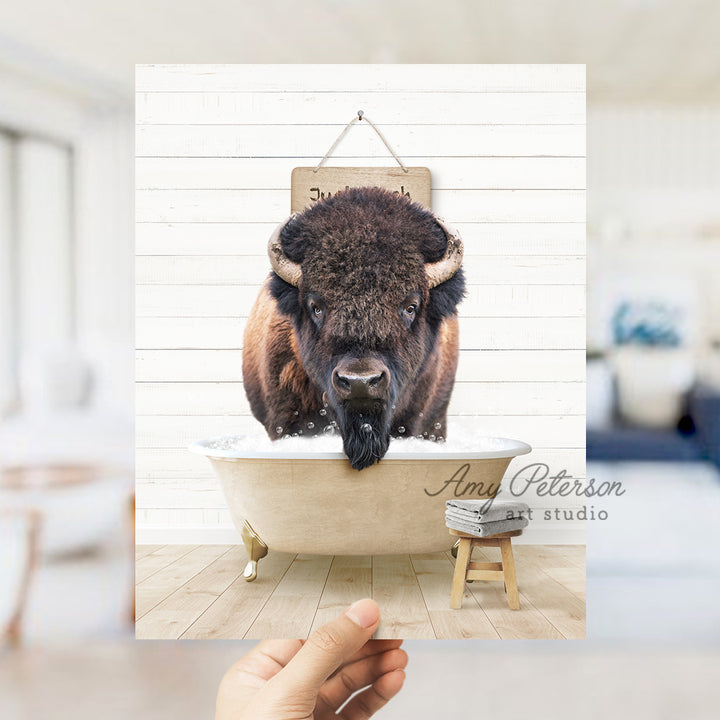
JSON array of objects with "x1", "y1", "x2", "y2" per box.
[
  {"x1": 215, "y1": 640, "x2": 304, "y2": 720},
  {"x1": 253, "y1": 639, "x2": 305, "y2": 669},
  {"x1": 268, "y1": 599, "x2": 380, "y2": 700},
  {"x1": 225, "y1": 639, "x2": 303, "y2": 686},
  {"x1": 340, "y1": 669, "x2": 406, "y2": 719},
  {"x1": 337, "y1": 639, "x2": 404, "y2": 671},
  {"x1": 319, "y1": 648, "x2": 408, "y2": 711}
]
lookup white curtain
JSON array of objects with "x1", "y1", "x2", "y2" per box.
[
  {"x1": 16, "y1": 137, "x2": 74, "y2": 361},
  {"x1": 0, "y1": 132, "x2": 74, "y2": 416},
  {"x1": 0, "y1": 133, "x2": 15, "y2": 415}
]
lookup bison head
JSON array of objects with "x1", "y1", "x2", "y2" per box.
[{"x1": 266, "y1": 187, "x2": 465, "y2": 469}]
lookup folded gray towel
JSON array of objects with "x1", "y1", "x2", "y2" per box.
[
  {"x1": 445, "y1": 515, "x2": 529, "y2": 537},
  {"x1": 445, "y1": 509, "x2": 528, "y2": 525},
  {"x1": 445, "y1": 499, "x2": 530, "y2": 523}
]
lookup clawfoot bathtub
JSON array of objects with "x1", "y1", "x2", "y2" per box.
[{"x1": 190, "y1": 436, "x2": 531, "y2": 581}]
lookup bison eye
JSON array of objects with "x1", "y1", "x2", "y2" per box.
[
  {"x1": 306, "y1": 295, "x2": 326, "y2": 327},
  {"x1": 400, "y1": 296, "x2": 420, "y2": 328}
]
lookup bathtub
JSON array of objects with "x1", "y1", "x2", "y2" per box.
[{"x1": 190, "y1": 436, "x2": 531, "y2": 581}]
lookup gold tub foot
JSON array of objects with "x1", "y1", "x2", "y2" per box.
[{"x1": 241, "y1": 521, "x2": 268, "y2": 582}]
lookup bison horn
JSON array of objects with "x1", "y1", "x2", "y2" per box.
[
  {"x1": 426, "y1": 217, "x2": 464, "y2": 288},
  {"x1": 267, "y1": 215, "x2": 302, "y2": 287},
  {"x1": 268, "y1": 212, "x2": 462, "y2": 289}
]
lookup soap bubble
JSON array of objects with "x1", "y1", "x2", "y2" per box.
[
  {"x1": 397, "y1": 426, "x2": 405, "y2": 434},
  {"x1": 418, "y1": 412, "x2": 424, "y2": 418},
  {"x1": 202, "y1": 425, "x2": 525, "y2": 456},
  {"x1": 416, "y1": 435, "x2": 423, "y2": 440},
  {"x1": 307, "y1": 422, "x2": 315, "y2": 430},
  {"x1": 361, "y1": 423, "x2": 373, "y2": 434},
  {"x1": 434, "y1": 422, "x2": 442, "y2": 430},
  {"x1": 275, "y1": 426, "x2": 283, "y2": 435},
  {"x1": 430, "y1": 434, "x2": 436, "y2": 441},
  {"x1": 319, "y1": 408, "x2": 327, "y2": 416},
  {"x1": 293, "y1": 410, "x2": 299, "y2": 416}
]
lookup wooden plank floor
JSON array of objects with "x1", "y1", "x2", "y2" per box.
[{"x1": 135, "y1": 544, "x2": 585, "y2": 640}]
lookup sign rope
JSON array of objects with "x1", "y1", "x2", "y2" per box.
[{"x1": 313, "y1": 111, "x2": 409, "y2": 173}]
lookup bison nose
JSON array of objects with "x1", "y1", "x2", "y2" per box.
[{"x1": 332, "y1": 359, "x2": 390, "y2": 401}]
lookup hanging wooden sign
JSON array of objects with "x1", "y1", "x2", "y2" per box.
[
  {"x1": 290, "y1": 166, "x2": 431, "y2": 213},
  {"x1": 291, "y1": 112, "x2": 430, "y2": 213}
]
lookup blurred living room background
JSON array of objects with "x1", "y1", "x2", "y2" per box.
[
  {"x1": 586, "y1": 103, "x2": 720, "y2": 639},
  {"x1": 1, "y1": 1, "x2": 719, "y2": 718}
]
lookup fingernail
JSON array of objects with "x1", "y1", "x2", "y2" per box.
[{"x1": 345, "y1": 598, "x2": 379, "y2": 628}]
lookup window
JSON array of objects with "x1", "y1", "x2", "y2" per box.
[{"x1": 0, "y1": 128, "x2": 74, "y2": 416}]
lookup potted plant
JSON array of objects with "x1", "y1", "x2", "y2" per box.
[{"x1": 611, "y1": 300, "x2": 695, "y2": 427}]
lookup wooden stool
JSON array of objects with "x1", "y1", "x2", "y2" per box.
[{"x1": 449, "y1": 529, "x2": 522, "y2": 610}]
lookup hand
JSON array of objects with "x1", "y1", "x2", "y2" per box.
[{"x1": 215, "y1": 598, "x2": 407, "y2": 719}]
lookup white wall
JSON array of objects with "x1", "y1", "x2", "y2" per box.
[
  {"x1": 588, "y1": 105, "x2": 720, "y2": 360},
  {"x1": 73, "y1": 110, "x2": 134, "y2": 415},
  {"x1": 135, "y1": 64, "x2": 586, "y2": 544}
]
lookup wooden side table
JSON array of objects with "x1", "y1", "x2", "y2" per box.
[{"x1": 449, "y1": 529, "x2": 522, "y2": 610}]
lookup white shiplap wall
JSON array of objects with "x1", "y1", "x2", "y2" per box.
[{"x1": 135, "y1": 64, "x2": 586, "y2": 544}]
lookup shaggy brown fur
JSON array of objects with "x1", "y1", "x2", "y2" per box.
[{"x1": 243, "y1": 187, "x2": 465, "y2": 470}]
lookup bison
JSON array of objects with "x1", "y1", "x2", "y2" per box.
[{"x1": 242, "y1": 186, "x2": 465, "y2": 470}]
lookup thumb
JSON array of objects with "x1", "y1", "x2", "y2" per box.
[{"x1": 269, "y1": 599, "x2": 380, "y2": 699}]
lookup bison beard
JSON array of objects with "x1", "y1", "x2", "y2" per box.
[{"x1": 336, "y1": 406, "x2": 392, "y2": 471}]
